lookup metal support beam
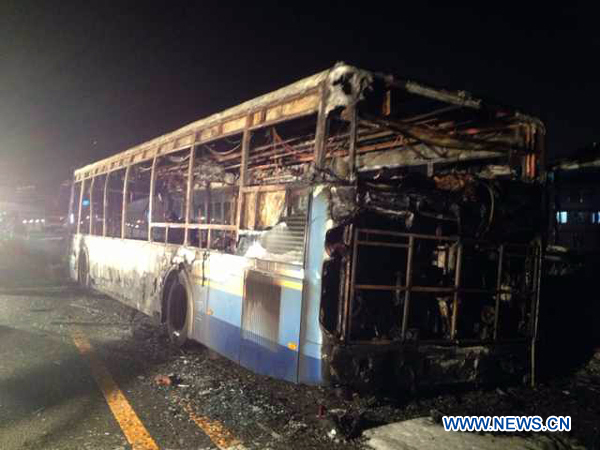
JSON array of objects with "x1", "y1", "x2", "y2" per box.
[
  {"x1": 76, "y1": 181, "x2": 84, "y2": 235},
  {"x1": 102, "y1": 172, "x2": 109, "y2": 237},
  {"x1": 339, "y1": 225, "x2": 353, "y2": 341},
  {"x1": 493, "y1": 244, "x2": 504, "y2": 340},
  {"x1": 184, "y1": 146, "x2": 195, "y2": 246},
  {"x1": 345, "y1": 227, "x2": 359, "y2": 341},
  {"x1": 348, "y1": 104, "x2": 358, "y2": 181},
  {"x1": 385, "y1": 78, "x2": 482, "y2": 110},
  {"x1": 205, "y1": 186, "x2": 211, "y2": 249},
  {"x1": 148, "y1": 156, "x2": 157, "y2": 242},
  {"x1": 313, "y1": 85, "x2": 329, "y2": 169},
  {"x1": 530, "y1": 242, "x2": 543, "y2": 387},
  {"x1": 236, "y1": 117, "x2": 252, "y2": 236},
  {"x1": 88, "y1": 177, "x2": 95, "y2": 235},
  {"x1": 450, "y1": 243, "x2": 463, "y2": 340},
  {"x1": 121, "y1": 165, "x2": 131, "y2": 239},
  {"x1": 401, "y1": 235, "x2": 414, "y2": 340}
]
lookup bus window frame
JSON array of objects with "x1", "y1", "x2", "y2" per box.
[
  {"x1": 90, "y1": 173, "x2": 108, "y2": 236},
  {"x1": 71, "y1": 180, "x2": 82, "y2": 234},
  {"x1": 123, "y1": 161, "x2": 153, "y2": 241},
  {"x1": 79, "y1": 178, "x2": 92, "y2": 234},
  {"x1": 104, "y1": 167, "x2": 127, "y2": 239},
  {"x1": 71, "y1": 109, "x2": 318, "y2": 260},
  {"x1": 150, "y1": 148, "x2": 192, "y2": 246}
]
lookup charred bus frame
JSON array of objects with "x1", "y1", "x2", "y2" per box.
[{"x1": 69, "y1": 63, "x2": 545, "y2": 390}]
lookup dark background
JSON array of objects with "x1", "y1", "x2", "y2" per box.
[{"x1": 0, "y1": 1, "x2": 597, "y2": 193}]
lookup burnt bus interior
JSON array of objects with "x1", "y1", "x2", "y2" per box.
[
  {"x1": 316, "y1": 71, "x2": 544, "y2": 388},
  {"x1": 71, "y1": 64, "x2": 545, "y2": 389}
]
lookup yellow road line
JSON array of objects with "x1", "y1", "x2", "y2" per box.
[
  {"x1": 71, "y1": 329, "x2": 159, "y2": 450},
  {"x1": 182, "y1": 402, "x2": 245, "y2": 450}
]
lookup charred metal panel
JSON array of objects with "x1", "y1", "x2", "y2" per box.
[
  {"x1": 265, "y1": 94, "x2": 319, "y2": 122},
  {"x1": 325, "y1": 342, "x2": 528, "y2": 393},
  {"x1": 82, "y1": 236, "x2": 178, "y2": 316},
  {"x1": 242, "y1": 269, "x2": 281, "y2": 350},
  {"x1": 239, "y1": 268, "x2": 302, "y2": 382},
  {"x1": 70, "y1": 233, "x2": 202, "y2": 327}
]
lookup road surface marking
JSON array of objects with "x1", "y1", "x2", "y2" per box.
[
  {"x1": 182, "y1": 402, "x2": 246, "y2": 450},
  {"x1": 71, "y1": 329, "x2": 159, "y2": 450}
]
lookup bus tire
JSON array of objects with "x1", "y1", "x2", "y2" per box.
[
  {"x1": 78, "y1": 251, "x2": 89, "y2": 288},
  {"x1": 166, "y1": 272, "x2": 191, "y2": 347}
]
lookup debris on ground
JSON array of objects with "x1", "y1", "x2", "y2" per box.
[
  {"x1": 155, "y1": 375, "x2": 173, "y2": 387},
  {"x1": 64, "y1": 291, "x2": 597, "y2": 450}
]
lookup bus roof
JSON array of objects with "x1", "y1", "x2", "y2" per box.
[{"x1": 73, "y1": 63, "x2": 543, "y2": 181}]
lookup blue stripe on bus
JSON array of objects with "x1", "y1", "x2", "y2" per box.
[
  {"x1": 202, "y1": 311, "x2": 241, "y2": 363},
  {"x1": 199, "y1": 313, "x2": 322, "y2": 384},
  {"x1": 240, "y1": 327, "x2": 298, "y2": 383}
]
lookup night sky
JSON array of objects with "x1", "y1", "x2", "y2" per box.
[{"x1": 1, "y1": 2, "x2": 598, "y2": 193}]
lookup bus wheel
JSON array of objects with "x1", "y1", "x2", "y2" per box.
[
  {"x1": 78, "y1": 252, "x2": 89, "y2": 288},
  {"x1": 166, "y1": 275, "x2": 190, "y2": 347}
]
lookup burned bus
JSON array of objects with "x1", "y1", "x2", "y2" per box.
[{"x1": 69, "y1": 63, "x2": 545, "y2": 391}]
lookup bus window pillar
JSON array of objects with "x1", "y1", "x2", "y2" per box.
[
  {"x1": 347, "y1": 104, "x2": 358, "y2": 181},
  {"x1": 184, "y1": 144, "x2": 195, "y2": 246},
  {"x1": 235, "y1": 116, "x2": 252, "y2": 239},
  {"x1": 313, "y1": 84, "x2": 329, "y2": 169},
  {"x1": 121, "y1": 165, "x2": 131, "y2": 239},
  {"x1": 102, "y1": 172, "x2": 109, "y2": 237},
  {"x1": 68, "y1": 181, "x2": 75, "y2": 232},
  {"x1": 148, "y1": 156, "x2": 157, "y2": 242},
  {"x1": 77, "y1": 180, "x2": 84, "y2": 235},
  {"x1": 89, "y1": 177, "x2": 95, "y2": 235}
]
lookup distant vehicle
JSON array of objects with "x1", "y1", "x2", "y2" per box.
[{"x1": 69, "y1": 63, "x2": 545, "y2": 391}]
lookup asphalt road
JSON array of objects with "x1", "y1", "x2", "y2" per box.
[
  {"x1": 0, "y1": 276, "x2": 596, "y2": 449},
  {"x1": 0, "y1": 278, "x2": 365, "y2": 450},
  {"x1": 0, "y1": 286, "x2": 215, "y2": 450}
]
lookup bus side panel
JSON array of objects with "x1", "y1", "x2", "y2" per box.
[
  {"x1": 298, "y1": 186, "x2": 330, "y2": 385},
  {"x1": 203, "y1": 253, "x2": 247, "y2": 364},
  {"x1": 239, "y1": 270, "x2": 302, "y2": 383},
  {"x1": 69, "y1": 234, "x2": 81, "y2": 281},
  {"x1": 81, "y1": 235, "x2": 175, "y2": 317},
  {"x1": 190, "y1": 258, "x2": 208, "y2": 343}
]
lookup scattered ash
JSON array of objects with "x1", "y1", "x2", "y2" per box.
[
  {"x1": 121, "y1": 308, "x2": 600, "y2": 449},
  {"x1": 146, "y1": 346, "x2": 365, "y2": 449}
]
